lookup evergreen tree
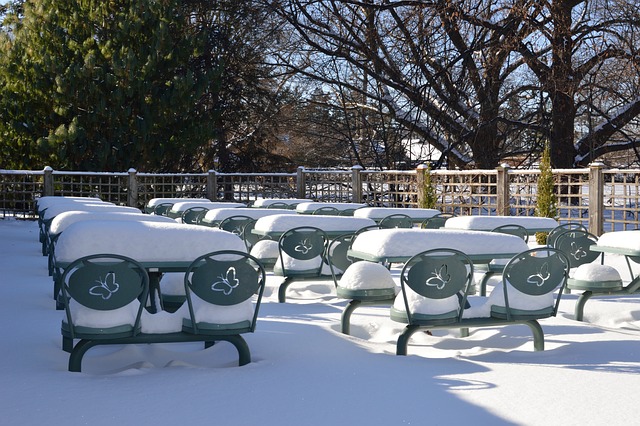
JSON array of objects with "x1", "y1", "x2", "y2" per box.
[
  {"x1": 0, "y1": 0, "x2": 223, "y2": 171},
  {"x1": 535, "y1": 142, "x2": 557, "y2": 244},
  {"x1": 419, "y1": 164, "x2": 438, "y2": 209}
]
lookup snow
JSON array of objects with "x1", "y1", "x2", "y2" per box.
[
  {"x1": 253, "y1": 214, "x2": 376, "y2": 234},
  {"x1": 350, "y1": 228, "x2": 530, "y2": 258},
  {"x1": 354, "y1": 206, "x2": 440, "y2": 220},
  {"x1": 445, "y1": 215, "x2": 559, "y2": 231},
  {"x1": 573, "y1": 264, "x2": 622, "y2": 281},
  {"x1": 338, "y1": 261, "x2": 397, "y2": 290},
  {"x1": 54, "y1": 220, "x2": 246, "y2": 263},
  {"x1": 168, "y1": 201, "x2": 246, "y2": 216},
  {"x1": 202, "y1": 207, "x2": 296, "y2": 223},
  {"x1": 49, "y1": 211, "x2": 176, "y2": 236},
  {"x1": 252, "y1": 198, "x2": 311, "y2": 207},
  {"x1": 597, "y1": 230, "x2": 640, "y2": 252},
  {"x1": 295, "y1": 201, "x2": 367, "y2": 213},
  {"x1": 2, "y1": 219, "x2": 640, "y2": 425},
  {"x1": 146, "y1": 197, "x2": 208, "y2": 208},
  {"x1": 41, "y1": 203, "x2": 141, "y2": 220}
]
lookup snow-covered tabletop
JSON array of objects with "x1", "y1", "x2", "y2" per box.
[
  {"x1": 144, "y1": 197, "x2": 209, "y2": 213},
  {"x1": 252, "y1": 214, "x2": 376, "y2": 238},
  {"x1": 55, "y1": 220, "x2": 247, "y2": 314},
  {"x1": 167, "y1": 201, "x2": 246, "y2": 218},
  {"x1": 252, "y1": 198, "x2": 311, "y2": 208},
  {"x1": 42, "y1": 203, "x2": 141, "y2": 221},
  {"x1": 353, "y1": 207, "x2": 440, "y2": 222},
  {"x1": 49, "y1": 211, "x2": 175, "y2": 237},
  {"x1": 201, "y1": 207, "x2": 296, "y2": 226},
  {"x1": 595, "y1": 230, "x2": 640, "y2": 254},
  {"x1": 444, "y1": 215, "x2": 559, "y2": 232},
  {"x1": 573, "y1": 230, "x2": 640, "y2": 300},
  {"x1": 349, "y1": 228, "x2": 530, "y2": 263},
  {"x1": 36, "y1": 196, "x2": 107, "y2": 214},
  {"x1": 295, "y1": 202, "x2": 367, "y2": 214},
  {"x1": 55, "y1": 220, "x2": 246, "y2": 264}
]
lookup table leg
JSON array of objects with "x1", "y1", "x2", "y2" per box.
[{"x1": 147, "y1": 271, "x2": 165, "y2": 313}]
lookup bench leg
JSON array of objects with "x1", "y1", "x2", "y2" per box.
[
  {"x1": 220, "y1": 335, "x2": 251, "y2": 366},
  {"x1": 524, "y1": 320, "x2": 544, "y2": 351},
  {"x1": 396, "y1": 325, "x2": 420, "y2": 356},
  {"x1": 278, "y1": 277, "x2": 294, "y2": 303},
  {"x1": 478, "y1": 271, "x2": 495, "y2": 297},
  {"x1": 341, "y1": 300, "x2": 362, "y2": 335},
  {"x1": 574, "y1": 291, "x2": 593, "y2": 322},
  {"x1": 68, "y1": 339, "x2": 100, "y2": 372},
  {"x1": 62, "y1": 336, "x2": 73, "y2": 353}
]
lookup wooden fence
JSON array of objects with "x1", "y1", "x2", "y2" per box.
[{"x1": 2, "y1": 163, "x2": 639, "y2": 235}]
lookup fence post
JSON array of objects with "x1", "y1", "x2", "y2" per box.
[
  {"x1": 43, "y1": 166, "x2": 54, "y2": 196},
  {"x1": 351, "y1": 165, "x2": 363, "y2": 203},
  {"x1": 127, "y1": 168, "x2": 138, "y2": 208},
  {"x1": 42, "y1": 166, "x2": 54, "y2": 196},
  {"x1": 207, "y1": 170, "x2": 217, "y2": 201},
  {"x1": 496, "y1": 164, "x2": 510, "y2": 216},
  {"x1": 416, "y1": 164, "x2": 428, "y2": 208},
  {"x1": 588, "y1": 162, "x2": 604, "y2": 235},
  {"x1": 296, "y1": 166, "x2": 305, "y2": 199}
]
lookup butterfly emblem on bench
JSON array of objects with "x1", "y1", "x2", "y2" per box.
[
  {"x1": 570, "y1": 242, "x2": 587, "y2": 260},
  {"x1": 211, "y1": 267, "x2": 240, "y2": 295},
  {"x1": 89, "y1": 272, "x2": 120, "y2": 300},
  {"x1": 426, "y1": 264, "x2": 451, "y2": 290},
  {"x1": 295, "y1": 238, "x2": 313, "y2": 255},
  {"x1": 527, "y1": 262, "x2": 550, "y2": 287}
]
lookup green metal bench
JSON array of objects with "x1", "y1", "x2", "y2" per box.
[
  {"x1": 390, "y1": 247, "x2": 569, "y2": 356},
  {"x1": 274, "y1": 226, "x2": 330, "y2": 303},
  {"x1": 569, "y1": 236, "x2": 640, "y2": 321},
  {"x1": 60, "y1": 251, "x2": 266, "y2": 372}
]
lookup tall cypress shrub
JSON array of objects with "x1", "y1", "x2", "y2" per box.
[{"x1": 535, "y1": 142, "x2": 557, "y2": 244}]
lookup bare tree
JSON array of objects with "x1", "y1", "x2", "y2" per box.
[
  {"x1": 267, "y1": 0, "x2": 640, "y2": 169},
  {"x1": 517, "y1": 0, "x2": 640, "y2": 167},
  {"x1": 267, "y1": 0, "x2": 547, "y2": 169}
]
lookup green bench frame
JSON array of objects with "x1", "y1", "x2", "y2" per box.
[{"x1": 60, "y1": 251, "x2": 266, "y2": 372}]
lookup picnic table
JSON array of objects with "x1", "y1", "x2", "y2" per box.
[
  {"x1": 167, "y1": 201, "x2": 246, "y2": 219},
  {"x1": 39, "y1": 203, "x2": 142, "y2": 254},
  {"x1": 49, "y1": 211, "x2": 176, "y2": 237},
  {"x1": 444, "y1": 215, "x2": 559, "y2": 234},
  {"x1": 36, "y1": 196, "x2": 108, "y2": 214},
  {"x1": 252, "y1": 214, "x2": 376, "y2": 239},
  {"x1": 144, "y1": 197, "x2": 209, "y2": 214},
  {"x1": 347, "y1": 228, "x2": 530, "y2": 265},
  {"x1": 200, "y1": 207, "x2": 296, "y2": 227},
  {"x1": 251, "y1": 198, "x2": 311, "y2": 208},
  {"x1": 294, "y1": 202, "x2": 367, "y2": 215},
  {"x1": 568, "y1": 230, "x2": 640, "y2": 320},
  {"x1": 353, "y1": 207, "x2": 441, "y2": 224},
  {"x1": 54, "y1": 220, "x2": 247, "y2": 313}
]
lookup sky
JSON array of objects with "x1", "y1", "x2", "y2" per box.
[{"x1": 2, "y1": 218, "x2": 640, "y2": 426}]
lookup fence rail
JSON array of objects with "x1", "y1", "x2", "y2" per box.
[{"x1": 2, "y1": 164, "x2": 638, "y2": 235}]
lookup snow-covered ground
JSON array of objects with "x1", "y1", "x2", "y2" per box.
[{"x1": 1, "y1": 219, "x2": 640, "y2": 425}]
